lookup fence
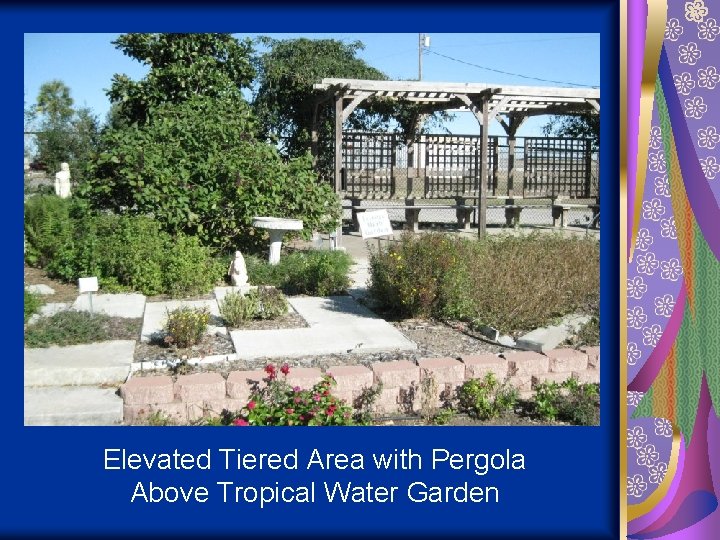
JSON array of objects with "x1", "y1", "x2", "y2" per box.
[{"x1": 338, "y1": 132, "x2": 598, "y2": 203}]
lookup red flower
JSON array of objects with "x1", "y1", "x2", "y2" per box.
[
  {"x1": 280, "y1": 363, "x2": 290, "y2": 375},
  {"x1": 264, "y1": 364, "x2": 276, "y2": 375},
  {"x1": 326, "y1": 405, "x2": 337, "y2": 416},
  {"x1": 233, "y1": 418, "x2": 249, "y2": 426},
  {"x1": 247, "y1": 400, "x2": 256, "y2": 410}
]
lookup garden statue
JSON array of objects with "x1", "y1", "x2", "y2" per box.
[
  {"x1": 228, "y1": 250, "x2": 248, "y2": 287},
  {"x1": 55, "y1": 162, "x2": 71, "y2": 199}
]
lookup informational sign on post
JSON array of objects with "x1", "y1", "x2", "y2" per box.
[{"x1": 357, "y1": 210, "x2": 393, "y2": 239}]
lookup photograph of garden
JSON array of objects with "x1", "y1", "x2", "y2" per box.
[{"x1": 24, "y1": 33, "x2": 600, "y2": 426}]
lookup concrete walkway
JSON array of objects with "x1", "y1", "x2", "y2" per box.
[{"x1": 230, "y1": 296, "x2": 416, "y2": 359}]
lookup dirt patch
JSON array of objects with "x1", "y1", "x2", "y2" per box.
[
  {"x1": 226, "y1": 311, "x2": 308, "y2": 331},
  {"x1": 392, "y1": 319, "x2": 505, "y2": 357},
  {"x1": 24, "y1": 265, "x2": 80, "y2": 303},
  {"x1": 134, "y1": 332, "x2": 235, "y2": 363}
]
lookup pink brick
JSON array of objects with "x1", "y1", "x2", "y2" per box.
[
  {"x1": 461, "y1": 354, "x2": 509, "y2": 381},
  {"x1": 121, "y1": 376, "x2": 174, "y2": 405},
  {"x1": 123, "y1": 402, "x2": 187, "y2": 425},
  {"x1": 418, "y1": 357, "x2": 465, "y2": 385},
  {"x1": 506, "y1": 351, "x2": 549, "y2": 376},
  {"x1": 532, "y1": 372, "x2": 573, "y2": 388},
  {"x1": 572, "y1": 369, "x2": 600, "y2": 385},
  {"x1": 582, "y1": 346, "x2": 601, "y2": 369},
  {"x1": 327, "y1": 365, "x2": 374, "y2": 393},
  {"x1": 546, "y1": 348, "x2": 588, "y2": 373},
  {"x1": 372, "y1": 387, "x2": 401, "y2": 415},
  {"x1": 372, "y1": 360, "x2": 419, "y2": 388},
  {"x1": 506, "y1": 375, "x2": 533, "y2": 391},
  {"x1": 226, "y1": 370, "x2": 265, "y2": 401},
  {"x1": 518, "y1": 390, "x2": 535, "y2": 401},
  {"x1": 330, "y1": 389, "x2": 354, "y2": 407},
  {"x1": 284, "y1": 367, "x2": 323, "y2": 390},
  {"x1": 174, "y1": 373, "x2": 226, "y2": 402}
]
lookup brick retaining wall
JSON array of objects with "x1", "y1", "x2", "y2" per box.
[{"x1": 120, "y1": 346, "x2": 599, "y2": 425}]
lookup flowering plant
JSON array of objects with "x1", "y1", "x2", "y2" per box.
[{"x1": 229, "y1": 364, "x2": 357, "y2": 426}]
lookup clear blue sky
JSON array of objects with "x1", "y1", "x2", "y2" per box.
[{"x1": 24, "y1": 33, "x2": 599, "y2": 137}]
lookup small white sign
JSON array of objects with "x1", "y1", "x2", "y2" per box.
[
  {"x1": 78, "y1": 277, "x2": 99, "y2": 294},
  {"x1": 357, "y1": 210, "x2": 393, "y2": 239}
]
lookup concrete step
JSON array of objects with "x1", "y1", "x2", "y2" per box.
[
  {"x1": 24, "y1": 386, "x2": 123, "y2": 426},
  {"x1": 24, "y1": 340, "x2": 135, "y2": 387}
]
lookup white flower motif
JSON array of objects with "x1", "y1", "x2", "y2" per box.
[
  {"x1": 627, "y1": 342, "x2": 642, "y2": 366},
  {"x1": 660, "y1": 258, "x2": 684, "y2": 281},
  {"x1": 635, "y1": 228, "x2": 654, "y2": 251},
  {"x1": 649, "y1": 126, "x2": 663, "y2": 149},
  {"x1": 698, "y1": 66, "x2": 720, "y2": 89},
  {"x1": 698, "y1": 18, "x2": 720, "y2": 41},
  {"x1": 654, "y1": 418, "x2": 673, "y2": 437},
  {"x1": 648, "y1": 152, "x2": 667, "y2": 172},
  {"x1": 642, "y1": 324, "x2": 663, "y2": 347},
  {"x1": 700, "y1": 156, "x2": 720, "y2": 179},
  {"x1": 637, "y1": 444, "x2": 661, "y2": 467},
  {"x1": 675, "y1": 72, "x2": 696, "y2": 95},
  {"x1": 627, "y1": 474, "x2": 648, "y2": 498},
  {"x1": 627, "y1": 391, "x2": 645, "y2": 407},
  {"x1": 628, "y1": 306, "x2": 648, "y2": 329},
  {"x1": 627, "y1": 275, "x2": 648, "y2": 299},
  {"x1": 649, "y1": 462, "x2": 668, "y2": 484},
  {"x1": 679, "y1": 42, "x2": 702, "y2": 65},
  {"x1": 685, "y1": 0, "x2": 709, "y2": 23},
  {"x1": 698, "y1": 126, "x2": 720, "y2": 149},
  {"x1": 684, "y1": 96, "x2": 708, "y2": 119},
  {"x1": 627, "y1": 426, "x2": 648, "y2": 448},
  {"x1": 660, "y1": 218, "x2": 677, "y2": 239},
  {"x1": 636, "y1": 252, "x2": 660, "y2": 275},
  {"x1": 654, "y1": 176, "x2": 671, "y2": 197},
  {"x1": 666, "y1": 18, "x2": 685, "y2": 40},
  {"x1": 654, "y1": 294, "x2": 676, "y2": 317},
  {"x1": 642, "y1": 198, "x2": 666, "y2": 221}
]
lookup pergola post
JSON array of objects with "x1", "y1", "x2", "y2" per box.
[
  {"x1": 334, "y1": 95, "x2": 344, "y2": 246},
  {"x1": 478, "y1": 97, "x2": 489, "y2": 238},
  {"x1": 498, "y1": 114, "x2": 527, "y2": 199}
]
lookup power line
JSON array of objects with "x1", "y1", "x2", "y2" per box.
[
  {"x1": 426, "y1": 49, "x2": 598, "y2": 88},
  {"x1": 434, "y1": 35, "x2": 597, "y2": 49}
]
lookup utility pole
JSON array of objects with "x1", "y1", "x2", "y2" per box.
[{"x1": 418, "y1": 33, "x2": 430, "y2": 80}]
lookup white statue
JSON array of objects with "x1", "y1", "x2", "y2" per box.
[
  {"x1": 228, "y1": 250, "x2": 248, "y2": 287},
  {"x1": 55, "y1": 162, "x2": 72, "y2": 199}
]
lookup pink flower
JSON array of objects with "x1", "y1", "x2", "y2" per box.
[
  {"x1": 293, "y1": 386, "x2": 301, "y2": 392},
  {"x1": 233, "y1": 418, "x2": 249, "y2": 426},
  {"x1": 326, "y1": 405, "x2": 337, "y2": 416},
  {"x1": 285, "y1": 408, "x2": 294, "y2": 414},
  {"x1": 313, "y1": 394, "x2": 321, "y2": 402},
  {"x1": 247, "y1": 400, "x2": 256, "y2": 410}
]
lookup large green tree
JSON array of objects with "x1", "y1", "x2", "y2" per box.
[
  {"x1": 32, "y1": 80, "x2": 100, "y2": 178},
  {"x1": 542, "y1": 114, "x2": 600, "y2": 149},
  {"x1": 108, "y1": 33, "x2": 255, "y2": 125},
  {"x1": 82, "y1": 33, "x2": 340, "y2": 251}
]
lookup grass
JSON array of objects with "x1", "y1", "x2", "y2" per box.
[
  {"x1": 24, "y1": 289, "x2": 44, "y2": 324},
  {"x1": 25, "y1": 310, "x2": 140, "y2": 348}
]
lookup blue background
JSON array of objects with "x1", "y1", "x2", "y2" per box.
[{"x1": 4, "y1": 1, "x2": 620, "y2": 538}]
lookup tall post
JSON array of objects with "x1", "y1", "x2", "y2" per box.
[
  {"x1": 418, "y1": 33, "x2": 423, "y2": 81},
  {"x1": 311, "y1": 101, "x2": 320, "y2": 168},
  {"x1": 478, "y1": 97, "x2": 489, "y2": 237},
  {"x1": 507, "y1": 135, "x2": 516, "y2": 198},
  {"x1": 334, "y1": 95, "x2": 344, "y2": 246}
]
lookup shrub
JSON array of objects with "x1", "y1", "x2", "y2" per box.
[
  {"x1": 23, "y1": 195, "x2": 75, "y2": 268},
  {"x1": 164, "y1": 307, "x2": 210, "y2": 348},
  {"x1": 369, "y1": 232, "x2": 599, "y2": 334},
  {"x1": 255, "y1": 286, "x2": 289, "y2": 319},
  {"x1": 164, "y1": 235, "x2": 222, "y2": 297},
  {"x1": 246, "y1": 250, "x2": 352, "y2": 296},
  {"x1": 224, "y1": 364, "x2": 357, "y2": 426},
  {"x1": 220, "y1": 290, "x2": 260, "y2": 327},
  {"x1": 24, "y1": 290, "x2": 44, "y2": 324},
  {"x1": 457, "y1": 372, "x2": 518, "y2": 420},
  {"x1": 532, "y1": 377, "x2": 600, "y2": 425},
  {"x1": 24, "y1": 310, "x2": 127, "y2": 348}
]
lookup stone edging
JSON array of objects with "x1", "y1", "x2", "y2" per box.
[{"x1": 120, "y1": 347, "x2": 599, "y2": 425}]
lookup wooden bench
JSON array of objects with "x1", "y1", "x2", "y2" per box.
[
  {"x1": 551, "y1": 203, "x2": 600, "y2": 228},
  {"x1": 350, "y1": 202, "x2": 476, "y2": 232}
]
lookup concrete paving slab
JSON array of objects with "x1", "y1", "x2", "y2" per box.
[
  {"x1": 24, "y1": 340, "x2": 135, "y2": 387},
  {"x1": 72, "y1": 293, "x2": 146, "y2": 318},
  {"x1": 230, "y1": 296, "x2": 416, "y2": 359},
  {"x1": 24, "y1": 386, "x2": 123, "y2": 426},
  {"x1": 141, "y1": 299, "x2": 222, "y2": 342},
  {"x1": 25, "y1": 284, "x2": 55, "y2": 295},
  {"x1": 27, "y1": 302, "x2": 71, "y2": 324},
  {"x1": 516, "y1": 314, "x2": 591, "y2": 353}
]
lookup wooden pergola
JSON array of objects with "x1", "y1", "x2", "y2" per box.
[{"x1": 312, "y1": 78, "x2": 600, "y2": 235}]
